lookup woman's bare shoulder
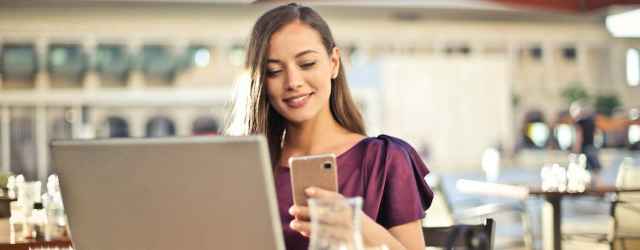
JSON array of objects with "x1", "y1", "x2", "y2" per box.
[
  {"x1": 331, "y1": 132, "x2": 368, "y2": 156},
  {"x1": 348, "y1": 133, "x2": 368, "y2": 143}
]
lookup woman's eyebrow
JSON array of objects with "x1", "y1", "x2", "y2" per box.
[
  {"x1": 267, "y1": 49, "x2": 319, "y2": 63},
  {"x1": 294, "y1": 49, "x2": 318, "y2": 58}
]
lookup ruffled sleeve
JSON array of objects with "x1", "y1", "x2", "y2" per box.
[{"x1": 361, "y1": 135, "x2": 434, "y2": 229}]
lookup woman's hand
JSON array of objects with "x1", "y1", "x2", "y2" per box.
[
  {"x1": 288, "y1": 186, "x2": 346, "y2": 237},
  {"x1": 289, "y1": 187, "x2": 422, "y2": 250}
]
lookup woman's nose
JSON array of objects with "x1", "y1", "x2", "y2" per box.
[{"x1": 285, "y1": 68, "x2": 303, "y2": 90}]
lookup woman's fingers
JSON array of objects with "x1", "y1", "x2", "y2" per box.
[
  {"x1": 315, "y1": 210, "x2": 354, "y2": 227},
  {"x1": 292, "y1": 188, "x2": 357, "y2": 238},
  {"x1": 305, "y1": 187, "x2": 343, "y2": 199},
  {"x1": 303, "y1": 187, "x2": 354, "y2": 226},
  {"x1": 288, "y1": 205, "x2": 311, "y2": 221},
  {"x1": 290, "y1": 218, "x2": 353, "y2": 239},
  {"x1": 319, "y1": 225, "x2": 355, "y2": 242},
  {"x1": 290, "y1": 219, "x2": 311, "y2": 236}
]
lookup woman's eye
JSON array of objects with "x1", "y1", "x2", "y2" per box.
[
  {"x1": 267, "y1": 69, "x2": 282, "y2": 77},
  {"x1": 300, "y1": 62, "x2": 316, "y2": 69}
]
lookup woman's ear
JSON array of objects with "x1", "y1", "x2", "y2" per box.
[{"x1": 330, "y1": 47, "x2": 340, "y2": 80}]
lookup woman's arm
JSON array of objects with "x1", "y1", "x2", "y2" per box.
[
  {"x1": 573, "y1": 126, "x2": 583, "y2": 153},
  {"x1": 361, "y1": 214, "x2": 424, "y2": 250},
  {"x1": 289, "y1": 187, "x2": 425, "y2": 250}
]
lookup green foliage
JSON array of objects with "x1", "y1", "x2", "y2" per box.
[
  {"x1": 595, "y1": 95, "x2": 622, "y2": 117},
  {"x1": 512, "y1": 93, "x2": 520, "y2": 108},
  {"x1": 0, "y1": 172, "x2": 12, "y2": 188},
  {"x1": 561, "y1": 83, "x2": 589, "y2": 104}
]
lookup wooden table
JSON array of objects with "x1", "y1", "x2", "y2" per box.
[
  {"x1": 0, "y1": 219, "x2": 73, "y2": 250},
  {"x1": 456, "y1": 179, "x2": 640, "y2": 250}
]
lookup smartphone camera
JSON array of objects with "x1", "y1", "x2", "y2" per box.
[{"x1": 323, "y1": 162, "x2": 333, "y2": 170}]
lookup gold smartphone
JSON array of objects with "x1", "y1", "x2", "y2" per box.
[{"x1": 289, "y1": 153, "x2": 338, "y2": 206}]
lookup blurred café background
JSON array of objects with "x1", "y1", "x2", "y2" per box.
[{"x1": 0, "y1": 0, "x2": 639, "y2": 249}]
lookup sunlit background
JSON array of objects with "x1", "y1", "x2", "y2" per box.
[{"x1": 0, "y1": 1, "x2": 639, "y2": 249}]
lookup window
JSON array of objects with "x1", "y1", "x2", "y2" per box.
[
  {"x1": 444, "y1": 44, "x2": 471, "y2": 56},
  {"x1": 0, "y1": 43, "x2": 38, "y2": 89},
  {"x1": 554, "y1": 124, "x2": 575, "y2": 151},
  {"x1": 522, "y1": 110, "x2": 548, "y2": 149},
  {"x1": 145, "y1": 116, "x2": 175, "y2": 137},
  {"x1": 562, "y1": 47, "x2": 576, "y2": 62},
  {"x1": 529, "y1": 46, "x2": 543, "y2": 61},
  {"x1": 192, "y1": 116, "x2": 219, "y2": 135},
  {"x1": 630, "y1": 124, "x2": 640, "y2": 145},
  {"x1": 141, "y1": 45, "x2": 176, "y2": 86},
  {"x1": 96, "y1": 44, "x2": 130, "y2": 87},
  {"x1": 179, "y1": 45, "x2": 211, "y2": 70},
  {"x1": 229, "y1": 44, "x2": 245, "y2": 67},
  {"x1": 527, "y1": 122, "x2": 550, "y2": 148},
  {"x1": 48, "y1": 108, "x2": 73, "y2": 140},
  {"x1": 460, "y1": 46, "x2": 471, "y2": 55},
  {"x1": 627, "y1": 48, "x2": 639, "y2": 87},
  {"x1": 47, "y1": 43, "x2": 88, "y2": 88},
  {"x1": 99, "y1": 116, "x2": 129, "y2": 138},
  {"x1": 9, "y1": 107, "x2": 37, "y2": 180}
]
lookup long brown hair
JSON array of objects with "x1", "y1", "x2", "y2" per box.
[{"x1": 225, "y1": 3, "x2": 365, "y2": 167}]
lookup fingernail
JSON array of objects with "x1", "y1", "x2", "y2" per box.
[
  {"x1": 288, "y1": 206, "x2": 296, "y2": 215},
  {"x1": 305, "y1": 187, "x2": 315, "y2": 195},
  {"x1": 290, "y1": 220, "x2": 298, "y2": 229}
]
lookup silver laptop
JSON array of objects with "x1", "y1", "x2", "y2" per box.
[{"x1": 51, "y1": 135, "x2": 285, "y2": 250}]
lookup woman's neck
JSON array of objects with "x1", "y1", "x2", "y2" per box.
[{"x1": 283, "y1": 110, "x2": 349, "y2": 157}]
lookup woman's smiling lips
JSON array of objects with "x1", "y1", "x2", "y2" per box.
[{"x1": 283, "y1": 92, "x2": 313, "y2": 109}]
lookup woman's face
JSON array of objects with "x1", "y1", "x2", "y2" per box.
[{"x1": 265, "y1": 21, "x2": 340, "y2": 125}]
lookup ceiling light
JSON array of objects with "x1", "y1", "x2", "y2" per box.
[{"x1": 606, "y1": 9, "x2": 640, "y2": 38}]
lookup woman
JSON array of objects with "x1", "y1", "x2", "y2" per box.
[{"x1": 227, "y1": 3, "x2": 433, "y2": 250}]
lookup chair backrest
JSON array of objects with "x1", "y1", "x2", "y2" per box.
[
  {"x1": 423, "y1": 218, "x2": 495, "y2": 250},
  {"x1": 613, "y1": 158, "x2": 640, "y2": 236},
  {"x1": 615, "y1": 157, "x2": 640, "y2": 202},
  {"x1": 616, "y1": 157, "x2": 640, "y2": 189}
]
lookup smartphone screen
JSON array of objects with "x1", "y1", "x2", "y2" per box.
[{"x1": 289, "y1": 153, "x2": 338, "y2": 206}]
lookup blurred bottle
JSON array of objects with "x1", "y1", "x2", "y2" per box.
[
  {"x1": 17, "y1": 180, "x2": 41, "y2": 240},
  {"x1": 8, "y1": 175, "x2": 24, "y2": 242},
  {"x1": 541, "y1": 163, "x2": 567, "y2": 192},
  {"x1": 9, "y1": 201, "x2": 24, "y2": 242},
  {"x1": 43, "y1": 174, "x2": 68, "y2": 240},
  {"x1": 27, "y1": 202, "x2": 46, "y2": 240},
  {"x1": 12, "y1": 175, "x2": 25, "y2": 200},
  {"x1": 567, "y1": 154, "x2": 591, "y2": 192},
  {"x1": 7, "y1": 175, "x2": 16, "y2": 199},
  {"x1": 553, "y1": 164, "x2": 567, "y2": 192}
]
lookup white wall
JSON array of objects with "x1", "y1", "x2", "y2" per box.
[{"x1": 382, "y1": 54, "x2": 511, "y2": 169}]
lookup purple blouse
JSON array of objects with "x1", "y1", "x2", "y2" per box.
[{"x1": 275, "y1": 134, "x2": 434, "y2": 250}]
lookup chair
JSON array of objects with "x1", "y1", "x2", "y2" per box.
[
  {"x1": 564, "y1": 157, "x2": 640, "y2": 249},
  {"x1": 608, "y1": 157, "x2": 640, "y2": 250},
  {"x1": 431, "y1": 174, "x2": 533, "y2": 249},
  {"x1": 423, "y1": 218, "x2": 495, "y2": 250}
]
